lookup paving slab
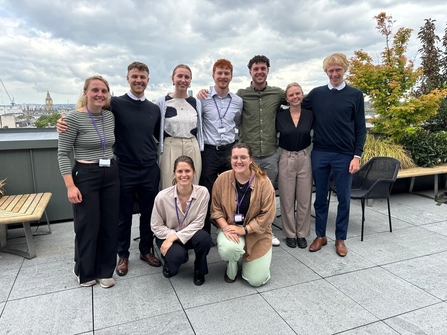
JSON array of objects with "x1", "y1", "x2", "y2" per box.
[
  {"x1": 348, "y1": 226, "x2": 447, "y2": 265},
  {"x1": 0, "y1": 288, "x2": 92, "y2": 334},
  {"x1": 9, "y1": 258, "x2": 79, "y2": 300},
  {"x1": 95, "y1": 310, "x2": 194, "y2": 335},
  {"x1": 262, "y1": 279, "x2": 377, "y2": 334},
  {"x1": 339, "y1": 321, "x2": 400, "y2": 334},
  {"x1": 255, "y1": 248, "x2": 320, "y2": 292},
  {"x1": 0, "y1": 268, "x2": 20, "y2": 303},
  {"x1": 186, "y1": 294, "x2": 296, "y2": 335},
  {"x1": 93, "y1": 273, "x2": 183, "y2": 329},
  {"x1": 383, "y1": 251, "x2": 447, "y2": 300},
  {"x1": 168, "y1": 261, "x2": 256, "y2": 309},
  {"x1": 385, "y1": 302, "x2": 447, "y2": 335},
  {"x1": 326, "y1": 267, "x2": 441, "y2": 319},
  {"x1": 291, "y1": 235, "x2": 377, "y2": 277},
  {"x1": 375, "y1": 201, "x2": 445, "y2": 226},
  {"x1": 421, "y1": 220, "x2": 447, "y2": 237}
]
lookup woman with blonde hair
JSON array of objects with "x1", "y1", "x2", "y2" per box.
[
  {"x1": 156, "y1": 64, "x2": 204, "y2": 189},
  {"x1": 276, "y1": 82, "x2": 314, "y2": 249},
  {"x1": 211, "y1": 143, "x2": 276, "y2": 286},
  {"x1": 58, "y1": 75, "x2": 118, "y2": 288}
]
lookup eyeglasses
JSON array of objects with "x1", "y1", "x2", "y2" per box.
[{"x1": 231, "y1": 155, "x2": 249, "y2": 161}]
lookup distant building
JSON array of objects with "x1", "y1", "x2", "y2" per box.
[
  {"x1": 1, "y1": 114, "x2": 17, "y2": 128},
  {"x1": 188, "y1": 89, "x2": 193, "y2": 97},
  {"x1": 45, "y1": 91, "x2": 53, "y2": 111}
]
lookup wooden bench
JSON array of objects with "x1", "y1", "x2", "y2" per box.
[
  {"x1": 0, "y1": 193, "x2": 52, "y2": 259},
  {"x1": 397, "y1": 163, "x2": 447, "y2": 197}
]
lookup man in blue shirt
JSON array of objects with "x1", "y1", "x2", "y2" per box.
[{"x1": 200, "y1": 59, "x2": 243, "y2": 234}]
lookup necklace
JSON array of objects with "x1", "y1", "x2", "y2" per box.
[{"x1": 236, "y1": 180, "x2": 248, "y2": 191}]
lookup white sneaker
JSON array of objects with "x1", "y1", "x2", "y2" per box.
[
  {"x1": 272, "y1": 234, "x2": 280, "y2": 246},
  {"x1": 73, "y1": 269, "x2": 96, "y2": 287},
  {"x1": 97, "y1": 278, "x2": 115, "y2": 288}
]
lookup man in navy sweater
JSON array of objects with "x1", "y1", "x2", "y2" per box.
[{"x1": 302, "y1": 53, "x2": 366, "y2": 257}]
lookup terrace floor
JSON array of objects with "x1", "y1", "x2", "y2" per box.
[{"x1": 1, "y1": 190, "x2": 447, "y2": 334}]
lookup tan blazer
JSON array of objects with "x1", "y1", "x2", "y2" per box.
[{"x1": 211, "y1": 170, "x2": 276, "y2": 262}]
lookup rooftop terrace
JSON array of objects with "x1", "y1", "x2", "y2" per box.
[{"x1": 1, "y1": 190, "x2": 447, "y2": 334}]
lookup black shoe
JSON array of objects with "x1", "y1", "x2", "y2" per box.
[
  {"x1": 224, "y1": 271, "x2": 236, "y2": 283},
  {"x1": 193, "y1": 269, "x2": 205, "y2": 286},
  {"x1": 297, "y1": 237, "x2": 308, "y2": 249},
  {"x1": 286, "y1": 237, "x2": 297, "y2": 248},
  {"x1": 163, "y1": 266, "x2": 173, "y2": 278}
]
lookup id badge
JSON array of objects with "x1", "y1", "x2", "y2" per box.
[
  {"x1": 218, "y1": 127, "x2": 226, "y2": 134},
  {"x1": 99, "y1": 158, "x2": 111, "y2": 167},
  {"x1": 233, "y1": 213, "x2": 244, "y2": 223}
]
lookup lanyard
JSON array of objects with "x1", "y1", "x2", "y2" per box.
[
  {"x1": 175, "y1": 197, "x2": 194, "y2": 229},
  {"x1": 213, "y1": 96, "x2": 232, "y2": 125},
  {"x1": 235, "y1": 175, "x2": 255, "y2": 214},
  {"x1": 86, "y1": 106, "x2": 106, "y2": 156}
]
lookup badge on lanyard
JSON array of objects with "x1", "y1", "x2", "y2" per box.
[{"x1": 99, "y1": 158, "x2": 111, "y2": 167}]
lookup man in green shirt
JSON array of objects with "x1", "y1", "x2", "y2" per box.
[{"x1": 237, "y1": 55, "x2": 286, "y2": 246}]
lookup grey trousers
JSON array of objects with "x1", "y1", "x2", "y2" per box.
[{"x1": 277, "y1": 148, "x2": 312, "y2": 238}]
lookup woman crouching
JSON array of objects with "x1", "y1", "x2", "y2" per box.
[
  {"x1": 211, "y1": 143, "x2": 276, "y2": 286},
  {"x1": 151, "y1": 156, "x2": 211, "y2": 285}
]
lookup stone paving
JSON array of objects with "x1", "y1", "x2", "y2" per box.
[{"x1": 1, "y1": 190, "x2": 446, "y2": 334}]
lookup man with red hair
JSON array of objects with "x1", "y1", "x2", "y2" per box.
[{"x1": 200, "y1": 59, "x2": 243, "y2": 234}]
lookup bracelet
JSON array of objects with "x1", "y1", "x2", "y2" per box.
[{"x1": 244, "y1": 226, "x2": 248, "y2": 235}]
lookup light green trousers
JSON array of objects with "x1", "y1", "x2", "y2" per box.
[{"x1": 217, "y1": 229, "x2": 272, "y2": 287}]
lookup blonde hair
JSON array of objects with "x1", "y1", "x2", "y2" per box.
[
  {"x1": 284, "y1": 82, "x2": 304, "y2": 98},
  {"x1": 75, "y1": 75, "x2": 110, "y2": 109},
  {"x1": 322, "y1": 53, "x2": 349, "y2": 72}
]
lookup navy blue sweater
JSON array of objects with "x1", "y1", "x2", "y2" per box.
[
  {"x1": 302, "y1": 85, "x2": 366, "y2": 157},
  {"x1": 111, "y1": 94, "x2": 160, "y2": 167}
]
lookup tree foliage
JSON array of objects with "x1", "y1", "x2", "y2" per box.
[
  {"x1": 418, "y1": 18, "x2": 447, "y2": 131},
  {"x1": 34, "y1": 113, "x2": 61, "y2": 128},
  {"x1": 347, "y1": 12, "x2": 447, "y2": 141},
  {"x1": 417, "y1": 18, "x2": 442, "y2": 94}
]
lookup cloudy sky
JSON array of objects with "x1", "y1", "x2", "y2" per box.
[{"x1": 1, "y1": 0, "x2": 446, "y2": 105}]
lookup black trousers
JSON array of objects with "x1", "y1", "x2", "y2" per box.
[
  {"x1": 72, "y1": 160, "x2": 120, "y2": 283},
  {"x1": 117, "y1": 160, "x2": 160, "y2": 258},
  {"x1": 156, "y1": 230, "x2": 211, "y2": 276},
  {"x1": 199, "y1": 144, "x2": 233, "y2": 233}
]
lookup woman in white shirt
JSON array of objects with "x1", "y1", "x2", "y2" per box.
[{"x1": 156, "y1": 65, "x2": 204, "y2": 189}]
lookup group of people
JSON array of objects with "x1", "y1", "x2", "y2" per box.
[{"x1": 57, "y1": 52, "x2": 366, "y2": 289}]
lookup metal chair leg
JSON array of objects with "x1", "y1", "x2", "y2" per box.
[
  {"x1": 361, "y1": 199, "x2": 365, "y2": 241},
  {"x1": 387, "y1": 198, "x2": 392, "y2": 233}
]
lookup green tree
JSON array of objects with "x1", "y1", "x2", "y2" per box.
[
  {"x1": 347, "y1": 12, "x2": 447, "y2": 141},
  {"x1": 35, "y1": 113, "x2": 61, "y2": 128}
]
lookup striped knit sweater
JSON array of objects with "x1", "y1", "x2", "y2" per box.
[{"x1": 58, "y1": 109, "x2": 115, "y2": 175}]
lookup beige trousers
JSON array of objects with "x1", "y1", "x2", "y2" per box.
[
  {"x1": 277, "y1": 148, "x2": 312, "y2": 238},
  {"x1": 160, "y1": 137, "x2": 202, "y2": 189}
]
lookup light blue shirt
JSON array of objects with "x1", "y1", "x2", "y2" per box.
[{"x1": 201, "y1": 87, "x2": 242, "y2": 146}]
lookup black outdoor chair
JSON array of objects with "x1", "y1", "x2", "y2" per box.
[{"x1": 328, "y1": 157, "x2": 401, "y2": 241}]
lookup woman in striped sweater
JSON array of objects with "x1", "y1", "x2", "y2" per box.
[{"x1": 58, "y1": 75, "x2": 119, "y2": 289}]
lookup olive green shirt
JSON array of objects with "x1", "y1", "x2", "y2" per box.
[{"x1": 237, "y1": 84, "x2": 285, "y2": 157}]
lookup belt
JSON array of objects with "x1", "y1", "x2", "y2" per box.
[{"x1": 204, "y1": 142, "x2": 235, "y2": 151}]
